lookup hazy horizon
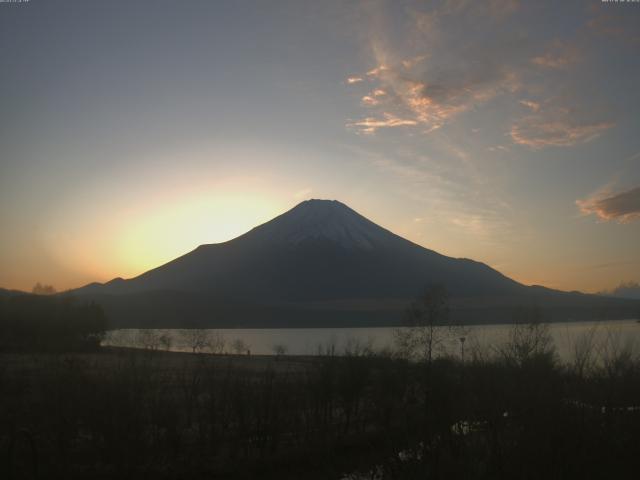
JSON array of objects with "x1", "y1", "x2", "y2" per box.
[{"x1": 1, "y1": 0, "x2": 639, "y2": 293}]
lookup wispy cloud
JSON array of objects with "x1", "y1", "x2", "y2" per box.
[
  {"x1": 346, "y1": 0, "x2": 617, "y2": 151},
  {"x1": 510, "y1": 107, "x2": 613, "y2": 149},
  {"x1": 349, "y1": 59, "x2": 520, "y2": 134},
  {"x1": 519, "y1": 100, "x2": 540, "y2": 112},
  {"x1": 347, "y1": 113, "x2": 418, "y2": 134},
  {"x1": 346, "y1": 76, "x2": 363, "y2": 84},
  {"x1": 577, "y1": 186, "x2": 640, "y2": 223},
  {"x1": 344, "y1": 142, "x2": 519, "y2": 244},
  {"x1": 531, "y1": 53, "x2": 575, "y2": 69},
  {"x1": 587, "y1": 4, "x2": 640, "y2": 43},
  {"x1": 488, "y1": 145, "x2": 510, "y2": 153},
  {"x1": 531, "y1": 41, "x2": 581, "y2": 69},
  {"x1": 342, "y1": 0, "x2": 531, "y2": 135},
  {"x1": 361, "y1": 95, "x2": 379, "y2": 106}
]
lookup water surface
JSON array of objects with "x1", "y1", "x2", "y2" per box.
[{"x1": 103, "y1": 319, "x2": 640, "y2": 363}]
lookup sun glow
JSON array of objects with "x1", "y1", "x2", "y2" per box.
[
  {"x1": 44, "y1": 187, "x2": 285, "y2": 287},
  {"x1": 114, "y1": 193, "x2": 282, "y2": 276}
]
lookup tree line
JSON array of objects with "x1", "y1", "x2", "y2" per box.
[{"x1": 0, "y1": 293, "x2": 107, "y2": 352}]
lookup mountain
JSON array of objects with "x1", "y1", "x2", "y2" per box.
[
  {"x1": 0, "y1": 288, "x2": 28, "y2": 298},
  {"x1": 70, "y1": 199, "x2": 640, "y2": 327}
]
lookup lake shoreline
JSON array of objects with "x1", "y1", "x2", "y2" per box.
[{"x1": 103, "y1": 319, "x2": 640, "y2": 361}]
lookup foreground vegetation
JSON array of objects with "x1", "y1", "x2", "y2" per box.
[
  {"x1": 0, "y1": 294, "x2": 107, "y2": 352},
  {"x1": 1, "y1": 289, "x2": 638, "y2": 479},
  {"x1": 2, "y1": 330, "x2": 639, "y2": 479}
]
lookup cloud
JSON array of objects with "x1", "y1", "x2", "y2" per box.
[
  {"x1": 400, "y1": 55, "x2": 429, "y2": 70},
  {"x1": 519, "y1": 100, "x2": 540, "y2": 112},
  {"x1": 347, "y1": 113, "x2": 418, "y2": 134},
  {"x1": 346, "y1": 76, "x2": 363, "y2": 84},
  {"x1": 344, "y1": 143, "x2": 519, "y2": 244},
  {"x1": 587, "y1": 5, "x2": 640, "y2": 43},
  {"x1": 510, "y1": 106, "x2": 613, "y2": 148},
  {"x1": 350, "y1": 58, "x2": 520, "y2": 134},
  {"x1": 345, "y1": 0, "x2": 617, "y2": 151},
  {"x1": 488, "y1": 145, "x2": 510, "y2": 153},
  {"x1": 360, "y1": 89, "x2": 388, "y2": 107},
  {"x1": 531, "y1": 41, "x2": 581, "y2": 69},
  {"x1": 577, "y1": 186, "x2": 640, "y2": 223},
  {"x1": 531, "y1": 54, "x2": 572, "y2": 69},
  {"x1": 366, "y1": 65, "x2": 389, "y2": 77},
  {"x1": 361, "y1": 95, "x2": 379, "y2": 106},
  {"x1": 345, "y1": 2, "x2": 523, "y2": 136},
  {"x1": 342, "y1": 0, "x2": 533, "y2": 135}
]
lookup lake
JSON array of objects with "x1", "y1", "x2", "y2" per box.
[{"x1": 103, "y1": 319, "x2": 640, "y2": 363}]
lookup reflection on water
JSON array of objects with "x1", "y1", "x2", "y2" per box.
[{"x1": 103, "y1": 319, "x2": 640, "y2": 363}]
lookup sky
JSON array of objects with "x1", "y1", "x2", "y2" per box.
[{"x1": 1, "y1": 0, "x2": 639, "y2": 294}]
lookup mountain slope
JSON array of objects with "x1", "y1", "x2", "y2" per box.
[{"x1": 70, "y1": 199, "x2": 640, "y2": 327}]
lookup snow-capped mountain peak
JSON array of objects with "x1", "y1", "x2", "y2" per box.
[{"x1": 244, "y1": 199, "x2": 401, "y2": 250}]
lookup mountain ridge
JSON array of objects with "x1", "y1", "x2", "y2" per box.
[{"x1": 68, "y1": 199, "x2": 640, "y2": 327}]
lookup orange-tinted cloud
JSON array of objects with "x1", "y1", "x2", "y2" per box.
[
  {"x1": 347, "y1": 0, "x2": 617, "y2": 151},
  {"x1": 361, "y1": 95, "x2": 379, "y2": 106},
  {"x1": 577, "y1": 186, "x2": 640, "y2": 223},
  {"x1": 510, "y1": 106, "x2": 613, "y2": 149},
  {"x1": 347, "y1": 113, "x2": 418, "y2": 134},
  {"x1": 351, "y1": 58, "x2": 519, "y2": 134},
  {"x1": 345, "y1": 1, "x2": 527, "y2": 136}
]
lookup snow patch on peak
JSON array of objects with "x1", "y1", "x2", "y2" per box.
[{"x1": 247, "y1": 199, "x2": 402, "y2": 250}]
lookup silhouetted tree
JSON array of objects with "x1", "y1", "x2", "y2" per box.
[
  {"x1": 498, "y1": 306, "x2": 555, "y2": 367},
  {"x1": 31, "y1": 282, "x2": 56, "y2": 295},
  {"x1": 395, "y1": 284, "x2": 463, "y2": 363},
  {"x1": 159, "y1": 332, "x2": 172, "y2": 351},
  {"x1": 570, "y1": 323, "x2": 599, "y2": 378},
  {"x1": 182, "y1": 329, "x2": 211, "y2": 353},
  {"x1": 272, "y1": 344, "x2": 288, "y2": 357},
  {"x1": 206, "y1": 331, "x2": 225, "y2": 354},
  {"x1": 232, "y1": 338, "x2": 249, "y2": 355}
]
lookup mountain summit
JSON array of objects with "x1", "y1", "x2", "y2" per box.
[
  {"x1": 243, "y1": 199, "x2": 402, "y2": 250},
  {"x1": 71, "y1": 200, "x2": 639, "y2": 327}
]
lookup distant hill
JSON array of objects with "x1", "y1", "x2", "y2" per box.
[
  {"x1": 0, "y1": 288, "x2": 28, "y2": 298},
  {"x1": 69, "y1": 199, "x2": 640, "y2": 327},
  {"x1": 600, "y1": 281, "x2": 640, "y2": 300}
]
